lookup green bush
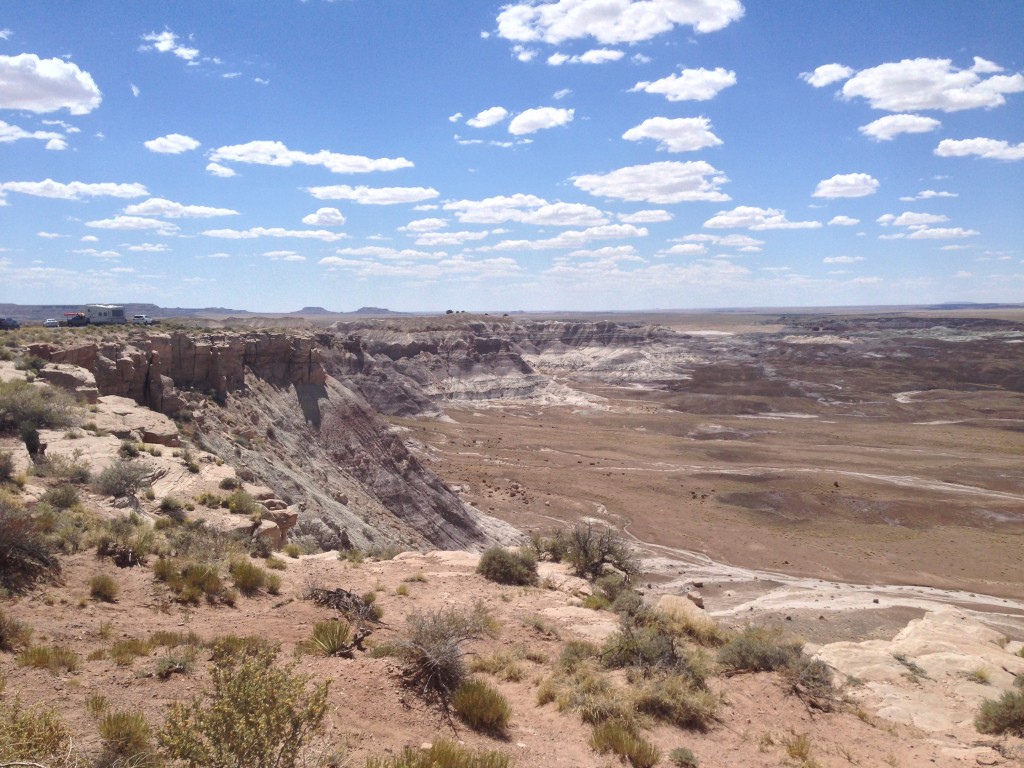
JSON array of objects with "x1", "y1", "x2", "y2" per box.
[
  {"x1": 229, "y1": 559, "x2": 270, "y2": 595},
  {"x1": 41, "y1": 483, "x2": 79, "y2": 509},
  {"x1": 38, "y1": 448, "x2": 91, "y2": 483},
  {"x1": 17, "y1": 644, "x2": 80, "y2": 675},
  {"x1": 717, "y1": 626, "x2": 802, "y2": 673},
  {"x1": 118, "y1": 439, "x2": 142, "y2": 458},
  {"x1": 99, "y1": 709, "x2": 155, "y2": 766},
  {"x1": 159, "y1": 648, "x2": 329, "y2": 768},
  {"x1": 95, "y1": 512, "x2": 155, "y2": 567},
  {"x1": 0, "y1": 697, "x2": 76, "y2": 764},
  {"x1": 95, "y1": 459, "x2": 150, "y2": 499},
  {"x1": 0, "y1": 492, "x2": 59, "y2": 591},
  {"x1": 110, "y1": 637, "x2": 154, "y2": 666},
  {"x1": 218, "y1": 476, "x2": 241, "y2": 491},
  {"x1": 452, "y1": 678, "x2": 512, "y2": 735},
  {"x1": 365, "y1": 739, "x2": 512, "y2": 768},
  {"x1": 0, "y1": 379, "x2": 78, "y2": 434},
  {"x1": 0, "y1": 609, "x2": 33, "y2": 652},
  {"x1": 477, "y1": 546, "x2": 538, "y2": 586},
  {"x1": 634, "y1": 674, "x2": 718, "y2": 730},
  {"x1": 208, "y1": 634, "x2": 278, "y2": 662},
  {"x1": 226, "y1": 488, "x2": 257, "y2": 516},
  {"x1": 309, "y1": 620, "x2": 354, "y2": 656},
  {"x1": 669, "y1": 747, "x2": 700, "y2": 767},
  {"x1": 0, "y1": 450, "x2": 14, "y2": 483},
  {"x1": 565, "y1": 522, "x2": 640, "y2": 579},
  {"x1": 975, "y1": 689, "x2": 1024, "y2": 736},
  {"x1": 590, "y1": 720, "x2": 660, "y2": 768},
  {"x1": 396, "y1": 603, "x2": 498, "y2": 695},
  {"x1": 90, "y1": 573, "x2": 119, "y2": 602}
]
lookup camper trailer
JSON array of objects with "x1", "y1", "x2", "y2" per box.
[{"x1": 84, "y1": 304, "x2": 127, "y2": 324}]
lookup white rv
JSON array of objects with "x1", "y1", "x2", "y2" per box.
[{"x1": 84, "y1": 304, "x2": 127, "y2": 324}]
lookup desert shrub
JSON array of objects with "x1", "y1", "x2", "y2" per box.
[
  {"x1": 477, "y1": 546, "x2": 538, "y2": 586},
  {"x1": 283, "y1": 542, "x2": 301, "y2": 558},
  {"x1": 90, "y1": 573, "x2": 119, "y2": 602},
  {"x1": 633, "y1": 674, "x2": 719, "y2": 730},
  {"x1": 590, "y1": 720, "x2": 660, "y2": 768},
  {"x1": 87, "y1": 692, "x2": 109, "y2": 718},
  {"x1": 208, "y1": 634, "x2": 278, "y2": 663},
  {"x1": 229, "y1": 558, "x2": 271, "y2": 595},
  {"x1": 0, "y1": 450, "x2": 14, "y2": 483},
  {"x1": 38, "y1": 448, "x2": 92, "y2": 484},
  {"x1": 0, "y1": 378, "x2": 79, "y2": 434},
  {"x1": 226, "y1": 488, "x2": 258, "y2": 516},
  {"x1": 364, "y1": 739, "x2": 512, "y2": 768},
  {"x1": 565, "y1": 521, "x2": 640, "y2": 580},
  {"x1": 196, "y1": 491, "x2": 223, "y2": 508},
  {"x1": 95, "y1": 512, "x2": 155, "y2": 567},
  {"x1": 452, "y1": 678, "x2": 512, "y2": 735},
  {"x1": 0, "y1": 492, "x2": 59, "y2": 591},
  {"x1": 471, "y1": 649, "x2": 525, "y2": 682},
  {"x1": 161, "y1": 562, "x2": 228, "y2": 605},
  {"x1": 0, "y1": 609, "x2": 33, "y2": 651},
  {"x1": 265, "y1": 555, "x2": 286, "y2": 570},
  {"x1": 17, "y1": 644, "x2": 80, "y2": 674},
  {"x1": 395, "y1": 583, "x2": 409, "y2": 597},
  {"x1": 155, "y1": 649, "x2": 197, "y2": 679},
  {"x1": 95, "y1": 459, "x2": 150, "y2": 499},
  {"x1": 99, "y1": 709, "x2": 155, "y2": 766},
  {"x1": 110, "y1": 637, "x2": 154, "y2": 666},
  {"x1": 41, "y1": 483, "x2": 79, "y2": 509},
  {"x1": 785, "y1": 656, "x2": 837, "y2": 710},
  {"x1": 309, "y1": 619, "x2": 354, "y2": 656},
  {"x1": 218, "y1": 476, "x2": 241, "y2": 491},
  {"x1": 118, "y1": 439, "x2": 141, "y2": 458},
  {"x1": 159, "y1": 648, "x2": 329, "y2": 768},
  {"x1": 368, "y1": 543, "x2": 404, "y2": 560},
  {"x1": 717, "y1": 626, "x2": 802, "y2": 673},
  {"x1": 150, "y1": 630, "x2": 202, "y2": 648},
  {"x1": 558, "y1": 639, "x2": 600, "y2": 672},
  {"x1": 603, "y1": 622, "x2": 709, "y2": 685},
  {"x1": 975, "y1": 689, "x2": 1024, "y2": 736},
  {"x1": 529, "y1": 528, "x2": 568, "y2": 562},
  {"x1": 657, "y1": 598, "x2": 730, "y2": 647},
  {"x1": 396, "y1": 603, "x2": 499, "y2": 695},
  {"x1": 0, "y1": 697, "x2": 77, "y2": 765},
  {"x1": 669, "y1": 747, "x2": 700, "y2": 767},
  {"x1": 163, "y1": 522, "x2": 245, "y2": 563},
  {"x1": 160, "y1": 495, "x2": 186, "y2": 518}
]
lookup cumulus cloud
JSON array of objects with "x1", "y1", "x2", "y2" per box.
[
  {"x1": 0, "y1": 179, "x2": 147, "y2": 200},
  {"x1": 443, "y1": 194, "x2": 607, "y2": 226},
  {"x1": 131, "y1": 83, "x2": 140, "y2": 97},
  {"x1": 676, "y1": 233, "x2": 765, "y2": 249},
  {"x1": 630, "y1": 67, "x2": 736, "y2": 101},
  {"x1": 140, "y1": 30, "x2": 199, "y2": 61},
  {"x1": 877, "y1": 212, "x2": 949, "y2": 227},
  {"x1": 0, "y1": 53, "x2": 102, "y2": 114},
  {"x1": 841, "y1": 56, "x2": 1024, "y2": 112},
  {"x1": 414, "y1": 230, "x2": 490, "y2": 246},
  {"x1": 85, "y1": 215, "x2": 178, "y2": 234},
  {"x1": 548, "y1": 48, "x2": 624, "y2": 65},
  {"x1": 263, "y1": 250, "x2": 306, "y2": 262},
  {"x1": 496, "y1": 0, "x2": 744, "y2": 44},
  {"x1": 800, "y1": 63, "x2": 854, "y2": 88},
  {"x1": 302, "y1": 207, "x2": 347, "y2": 226},
  {"x1": 823, "y1": 255, "x2": 865, "y2": 264},
  {"x1": 209, "y1": 140, "x2": 413, "y2": 174},
  {"x1": 573, "y1": 161, "x2": 729, "y2": 203},
  {"x1": 0, "y1": 119, "x2": 65, "y2": 147},
  {"x1": 126, "y1": 243, "x2": 170, "y2": 252},
  {"x1": 617, "y1": 209, "x2": 672, "y2": 224},
  {"x1": 622, "y1": 116, "x2": 722, "y2": 152},
  {"x1": 400, "y1": 218, "x2": 448, "y2": 233},
  {"x1": 899, "y1": 189, "x2": 957, "y2": 201},
  {"x1": 144, "y1": 133, "x2": 201, "y2": 153},
  {"x1": 859, "y1": 114, "x2": 941, "y2": 141},
  {"x1": 123, "y1": 198, "x2": 238, "y2": 218},
  {"x1": 486, "y1": 223, "x2": 647, "y2": 251},
  {"x1": 553, "y1": 88, "x2": 572, "y2": 99},
  {"x1": 448, "y1": 112, "x2": 463, "y2": 123},
  {"x1": 320, "y1": 252, "x2": 522, "y2": 281},
  {"x1": 306, "y1": 185, "x2": 439, "y2": 205},
  {"x1": 660, "y1": 243, "x2": 706, "y2": 256},
  {"x1": 934, "y1": 138, "x2": 1024, "y2": 161},
  {"x1": 202, "y1": 227, "x2": 347, "y2": 241},
  {"x1": 330, "y1": 246, "x2": 439, "y2": 260},
  {"x1": 813, "y1": 173, "x2": 879, "y2": 198},
  {"x1": 906, "y1": 226, "x2": 979, "y2": 240},
  {"x1": 828, "y1": 215, "x2": 860, "y2": 226},
  {"x1": 703, "y1": 206, "x2": 821, "y2": 230},
  {"x1": 508, "y1": 107, "x2": 574, "y2": 135},
  {"x1": 466, "y1": 106, "x2": 509, "y2": 128},
  {"x1": 206, "y1": 162, "x2": 236, "y2": 178}
]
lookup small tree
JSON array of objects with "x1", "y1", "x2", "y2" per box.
[
  {"x1": 159, "y1": 648, "x2": 329, "y2": 768},
  {"x1": 566, "y1": 522, "x2": 640, "y2": 580},
  {"x1": 96, "y1": 460, "x2": 150, "y2": 500}
]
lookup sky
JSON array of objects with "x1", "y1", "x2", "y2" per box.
[{"x1": 1, "y1": 1, "x2": 1022, "y2": 313}]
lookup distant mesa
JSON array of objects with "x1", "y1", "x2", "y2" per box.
[
  {"x1": 352, "y1": 306, "x2": 399, "y2": 315},
  {"x1": 295, "y1": 306, "x2": 334, "y2": 315}
]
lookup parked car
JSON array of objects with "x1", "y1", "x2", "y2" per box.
[
  {"x1": 43, "y1": 318, "x2": 60, "y2": 328},
  {"x1": 0, "y1": 317, "x2": 20, "y2": 330},
  {"x1": 66, "y1": 313, "x2": 89, "y2": 327},
  {"x1": 132, "y1": 314, "x2": 154, "y2": 325}
]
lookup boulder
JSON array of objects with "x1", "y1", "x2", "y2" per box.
[
  {"x1": 686, "y1": 589, "x2": 705, "y2": 609},
  {"x1": 93, "y1": 395, "x2": 181, "y2": 446},
  {"x1": 38, "y1": 363, "x2": 99, "y2": 403},
  {"x1": 252, "y1": 519, "x2": 284, "y2": 549},
  {"x1": 264, "y1": 508, "x2": 298, "y2": 537},
  {"x1": 263, "y1": 498, "x2": 288, "y2": 511}
]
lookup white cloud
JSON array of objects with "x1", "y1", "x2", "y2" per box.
[
  {"x1": 953, "y1": 270, "x2": 972, "y2": 278},
  {"x1": 85, "y1": 215, "x2": 178, "y2": 234},
  {"x1": 828, "y1": 215, "x2": 860, "y2": 226},
  {"x1": 800, "y1": 63, "x2": 854, "y2": 88},
  {"x1": 202, "y1": 227, "x2": 347, "y2": 242},
  {"x1": 823, "y1": 255, "x2": 864, "y2": 264},
  {"x1": 131, "y1": 83, "x2": 140, "y2": 97},
  {"x1": 573, "y1": 161, "x2": 729, "y2": 203},
  {"x1": 841, "y1": 57, "x2": 1024, "y2": 112},
  {"x1": 899, "y1": 189, "x2": 957, "y2": 201},
  {"x1": 0, "y1": 29, "x2": 10, "y2": 40},
  {"x1": 331, "y1": 246, "x2": 438, "y2": 260},
  {"x1": 414, "y1": 230, "x2": 490, "y2": 246},
  {"x1": 0, "y1": 119, "x2": 65, "y2": 147},
  {"x1": 660, "y1": 243, "x2": 706, "y2": 256},
  {"x1": 302, "y1": 207, "x2": 347, "y2": 226},
  {"x1": 486, "y1": 223, "x2": 647, "y2": 251},
  {"x1": 466, "y1": 106, "x2": 509, "y2": 128},
  {"x1": 443, "y1": 194, "x2": 608, "y2": 226},
  {"x1": 617, "y1": 209, "x2": 672, "y2": 224},
  {"x1": 877, "y1": 212, "x2": 949, "y2": 227},
  {"x1": 630, "y1": 67, "x2": 736, "y2": 101},
  {"x1": 496, "y1": 0, "x2": 744, "y2": 44},
  {"x1": 567, "y1": 245, "x2": 640, "y2": 261},
  {"x1": 126, "y1": 243, "x2": 170, "y2": 252},
  {"x1": 859, "y1": 114, "x2": 941, "y2": 141},
  {"x1": 140, "y1": 30, "x2": 199, "y2": 61},
  {"x1": 553, "y1": 88, "x2": 572, "y2": 99},
  {"x1": 80, "y1": 235, "x2": 98, "y2": 242},
  {"x1": 144, "y1": 133, "x2": 201, "y2": 154},
  {"x1": 206, "y1": 252, "x2": 230, "y2": 259},
  {"x1": 307, "y1": 185, "x2": 439, "y2": 205},
  {"x1": 45, "y1": 137, "x2": 66, "y2": 150},
  {"x1": 37, "y1": 231, "x2": 64, "y2": 239},
  {"x1": 508, "y1": 107, "x2": 574, "y2": 135},
  {"x1": 703, "y1": 206, "x2": 821, "y2": 230},
  {"x1": 512, "y1": 45, "x2": 537, "y2": 62},
  {"x1": 906, "y1": 227, "x2": 979, "y2": 240},
  {"x1": 934, "y1": 138, "x2": 1024, "y2": 161},
  {"x1": 264, "y1": 250, "x2": 307, "y2": 262},
  {"x1": 73, "y1": 248, "x2": 122, "y2": 259},
  {"x1": 206, "y1": 162, "x2": 236, "y2": 178},
  {"x1": 123, "y1": 198, "x2": 238, "y2": 218},
  {"x1": 400, "y1": 218, "x2": 448, "y2": 232},
  {"x1": 0, "y1": 53, "x2": 102, "y2": 114},
  {"x1": 448, "y1": 112, "x2": 463, "y2": 123},
  {"x1": 547, "y1": 48, "x2": 624, "y2": 65},
  {"x1": 677, "y1": 233, "x2": 764, "y2": 248},
  {"x1": 813, "y1": 173, "x2": 879, "y2": 198},
  {"x1": 0, "y1": 179, "x2": 147, "y2": 200},
  {"x1": 209, "y1": 140, "x2": 414, "y2": 173},
  {"x1": 622, "y1": 116, "x2": 722, "y2": 152}
]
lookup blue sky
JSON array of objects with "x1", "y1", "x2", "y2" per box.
[{"x1": 1, "y1": 1, "x2": 1022, "y2": 312}]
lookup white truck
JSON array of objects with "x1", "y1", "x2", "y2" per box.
[{"x1": 84, "y1": 304, "x2": 127, "y2": 324}]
